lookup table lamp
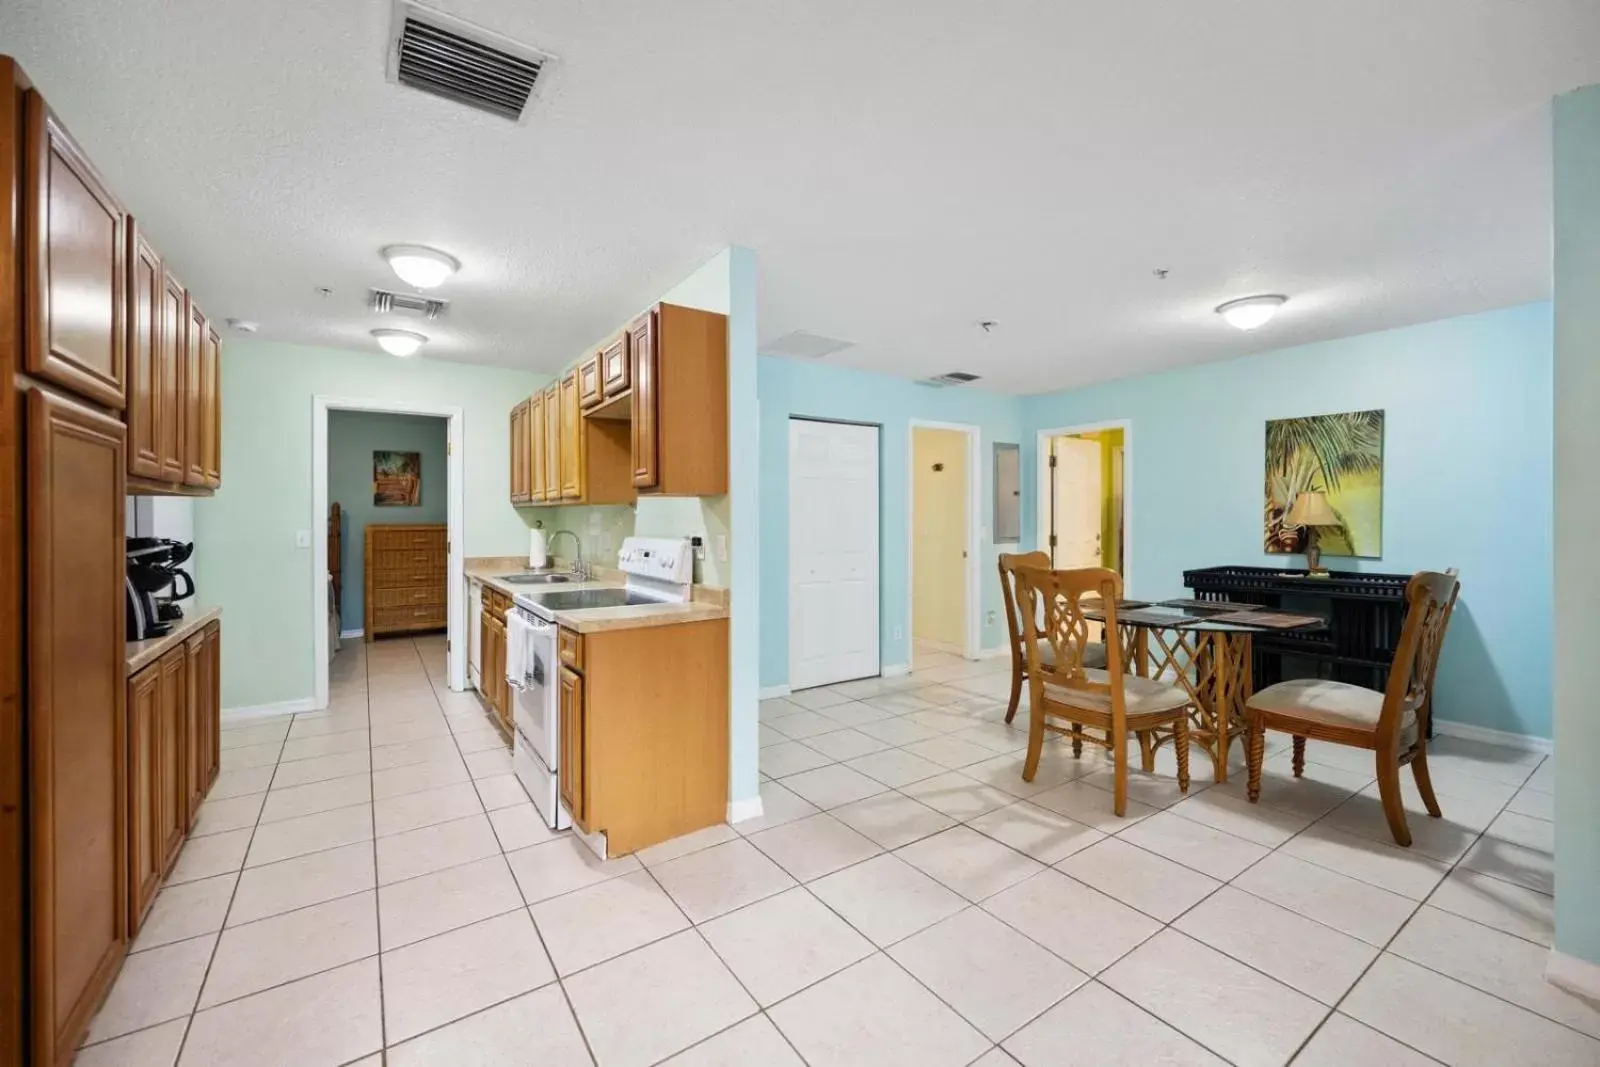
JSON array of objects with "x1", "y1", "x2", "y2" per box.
[{"x1": 1287, "y1": 491, "x2": 1338, "y2": 578}]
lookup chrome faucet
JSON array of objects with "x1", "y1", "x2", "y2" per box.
[{"x1": 547, "y1": 530, "x2": 590, "y2": 579}]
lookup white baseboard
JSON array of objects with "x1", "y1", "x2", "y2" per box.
[
  {"x1": 1433, "y1": 719, "x2": 1553, "y2": 756},
  {"x1": 727, "y1": 795, "x2": 765, "y2": 823},
  {"x1": 1547, "y1": 950, "x2": 1600, "y2": 1010},
  {"x1": 881, "y1": 663, "x2": 911, "y2": 677},
  {"x1": 977, "y1": 646, "x2": 1010, "y2": 660},
  {"x1": 221, "y1": 698, "x2": 315, "y2": 725},
  {"x1": 339, "y1": 628, "x2": 364, "y2": 639},
  {"x1": 758, "y1": 684, "x2": 791, "y2": 700}
]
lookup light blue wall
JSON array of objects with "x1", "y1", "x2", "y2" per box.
[
  {"x1": 1553, "y1": 84, "x2": 1600, "y2": 968},
  {"x1": 328, "y1": 410, "x2": 448, "y2": 633},
  {"x1": 1020, "y1": 302, "x2": 1554, "y2": 739},
  {"x1": 759, "y1": 358, "x2": 1028, "y2": 690}
]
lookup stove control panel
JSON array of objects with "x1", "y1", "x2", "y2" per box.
[{"x1": 617, "y1": 536, "x2": 694, "y2": 585}]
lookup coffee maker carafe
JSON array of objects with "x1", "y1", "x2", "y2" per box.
[{"x1": 126, "y1": 537, "x2": 196, "y2": 640}]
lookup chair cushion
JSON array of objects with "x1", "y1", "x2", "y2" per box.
[
  {"x1": 1042, "y1": 669, "x2": 1188, "y2": 716},
  {"x1": 1032, "y1": 639, "x2": 1106, "y2": 671},
  {"x1": 1246, "y1": 678, "x2": 1414, "y2": 736}
]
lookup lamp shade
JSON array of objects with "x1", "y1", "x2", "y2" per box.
[{"x1": 1286, "y1": 491, "x2": 1338, "y2": 528}]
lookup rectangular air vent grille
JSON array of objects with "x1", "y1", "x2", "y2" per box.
[
  {"x1": 370, "y1": 288, "x2": 450, "y2": 320},
  {"x1": 390, "y1": 3, "x2": 554, "y2": 121},
  {"x1": 920, "y1": 371, "x2": 982, "y2": 387}
]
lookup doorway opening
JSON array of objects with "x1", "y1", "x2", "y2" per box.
[
  {"x1": 1039, "y1": 422, "x2": 1129, "y2": 578},
  {"x1": 312, "y1": 396, "x2": 466, "y2": 709},
  {"x1": 909, "y1": 423, "x2": 980, "y2": 668}
]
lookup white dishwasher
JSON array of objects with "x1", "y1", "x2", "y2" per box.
[{"x1": 509, "y1": 608, "x2": 567, "y2": 830}]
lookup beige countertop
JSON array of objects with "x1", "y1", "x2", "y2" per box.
[
  {"x1": 464, "y1": 561, "x2": 728, "y2": 634},
  {"x1": 127, "y1": 606, "x2": 221, "y2": 676}
]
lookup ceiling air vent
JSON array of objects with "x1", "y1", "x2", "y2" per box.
[
  {"x1": 387, "y1": 2, "x2": 556, "y2": 122},
  {"x1": 919, "y1": 371, "x2": 982, "y2": 388},
  {"x1": 760, "y1": 330, "x2": 856, "y2": 360},
  {"x1": 369, "y1": 288, "x2": 450, "y2": 320}
]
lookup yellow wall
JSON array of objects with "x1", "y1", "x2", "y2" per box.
[
  {"x1": 912, "y1": 427, "x2": 967, "y2": 647},
  {"x1": 1057, "y1": 428, "x2": 1124, "y2": 571}
]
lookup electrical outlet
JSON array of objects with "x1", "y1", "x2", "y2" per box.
[
  {"x1": 893, "y1": 626, "x2": 904, "y2": 641},
  {"x1": 715, "y1": 534, "x2": 729, "y2": 562},
  {"x1": 986, "y1": 610, "x2": 997, "y2": 626},
  {"x1": 294, "y1": 530, "x2": 311, "y2": 549}
]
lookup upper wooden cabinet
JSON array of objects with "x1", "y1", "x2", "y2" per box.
[
  {"x1": 560, "y1": 371, "x2": 583, "y2": 499},
  {"x1": 182, "y1": 301, "x2": 207, "y2": 487},
  {"x1": 542, "y1": 384, "x2": 561, "y2": 502},
  {"x1": 125, "y1": 227, "x2": 163, "y2": 479},
  {"x1": 578, "y1": 354, "x2": 603, "y2": 410},
  {"x1": 200, "y1": 326, "x2": 220, "y2": 489},
  {"x1": 159, "y1": 272, "x2": 187, "y2": 483},
  {"x1": 508, "y1": 399, "x2": 531, "y2": 504},
  {"x1": 23, "y1": 90, "x2": 127, "y2": 411},
  {"x1": 528, "y1": 391, "x2": 545, "y2": 501},
  {"x1": 633, "y1": 304, "x2": 727, "y2": 496},
  {"x1": 629, "y1": 311, "x2": 659, "y2": 489},
  {"x1": 601, "y1": 334, "x2": 630, "y2": 399}
]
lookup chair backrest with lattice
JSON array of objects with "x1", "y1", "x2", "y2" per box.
[
  {"x1": 998, "y1": 551, "x2": 1051, "y2": 671},
  {"x1": 1379, "y1": 569, "x2": 1461, "y2": 745},
  {"x1": 1014, "y1": 566, "x2": 1127, "y2": 724}
]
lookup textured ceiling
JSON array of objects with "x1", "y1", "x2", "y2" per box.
[{"x1": 2, "y1": 1, "x2": 1597, "y2": 394}]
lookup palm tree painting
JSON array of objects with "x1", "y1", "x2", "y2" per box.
[{"x1": 1264, "y1": 409, "x2": 1383, "y2": 558}]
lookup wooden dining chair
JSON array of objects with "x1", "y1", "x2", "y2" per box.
[
  {"x1": 1014, "y1": 566, "x2": 1192, "y2": 816},
  {"x1": 998, "y1": 552, "x2": 1105, "y2": 724},
  {"x1": 1243, "y1": 569, "x2": 1461, "y2": 847}
]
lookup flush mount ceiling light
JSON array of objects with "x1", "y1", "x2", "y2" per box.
[
  {"x1": 381, "y1": 244, "x2": 460, "y2": 289},
  {"x1": 1215, "y1": 294, "x2": 1288, "y2": 331},
  {"x1": 371, "y1": 328, "x2": 428, "y2": 357}
]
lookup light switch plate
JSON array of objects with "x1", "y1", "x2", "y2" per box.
[
  {"x1": 715, "y1": 534, "x2": 729, "y2": 562},
  {"x1": 294, "y1": 530, "x2": 311, "y2": 549}
]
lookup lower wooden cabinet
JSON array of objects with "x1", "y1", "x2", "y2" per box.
[
  {"x1": 478, "y1": 587, "x2": 512, "y2": 735},
  {"x1": 558, "y1": 665, "x2": 585, "y2": 826},
  {"x1": 126, "y1": 620, "x2": 220, "y2": 938}
]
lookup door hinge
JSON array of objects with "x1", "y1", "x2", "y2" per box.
[
  {"x1": 1048, "y1": 454, "x2": 1057, "y2": 468},
  {"x1": 1048, "y1": 534, "x2": 1057, "y2": 548},
  {"x1": 447, "y1": 442, "x2": 453, "y2": 456}
]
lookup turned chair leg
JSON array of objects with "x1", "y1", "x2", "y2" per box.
[
  {"x1": 1375, "y1": 750, "x2": 1412, "y2": 847},
  {"x1": 1071, "y1": 723, "x2": 1083, "y2": 759},
  {"x1": 1411, "y1": 741, "x2": 1443, "y2": 818},
  {"x1": 1246, "y1": 720, "x2": 1265, "y2": 803},
  {"x1": 1004, "y1": 667, "x2": 1022, "y2": 725},
  {"x1": 1138, "y1": 730, "x2": 1155, "y2": 772},
  {"x1": 1111, "y1": 730, "x2": 1128, "y2": 817},
  {"x1": 1022, "y1": 701, "x2": 1045, "y2": 782},
  {"x1": 1292, "y1": 736, "x2": 1306, "y2": 778},
  {"x1": 1175, "y1": 716, "x2": 1191, "y2": 793}
]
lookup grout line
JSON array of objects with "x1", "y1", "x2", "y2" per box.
[{"x1": 367, "y1": 639, "x2": 387, "y2": 1055}]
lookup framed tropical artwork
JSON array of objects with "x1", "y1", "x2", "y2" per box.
[
  {"x1": 373, "y1": 450, "x2": 422, "y2": 506},
  {"x1": 1264, "y1": 409, "x2": 1383, "y2": 558}
]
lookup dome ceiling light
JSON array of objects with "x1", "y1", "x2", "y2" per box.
[
  {"x1": 1215, "y1": 294, "x2": 1288, "y2": 331},
  {"x1": 381, "y1": 244, "x2": 460, "y2": 289},
  {"x1": 371, "y1": 328, "x2": 428, "y2": 357}
]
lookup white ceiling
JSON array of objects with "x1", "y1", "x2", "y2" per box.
[{"x1": 3, "y1": 1, "x2": 1597, "y2": 394}]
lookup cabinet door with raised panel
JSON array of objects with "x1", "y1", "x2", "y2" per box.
[
  {"x1": 201, "y1": 326, "x2": 221, "y2": 488},
  {"x1": 560, "y1": 371, "x2": 582, "y2": 499},
  {"x1": 25, "y1": 386, "x2": 128, "y2": 1065},
  {"x1": 601, "y1": 334, "x2": 630, "y2": 398},
  {"x1": 542, "y1": 385, "x2": 561, "y2": 501},
  {"x1": 529, "y1": 392, "x2": 545, "y2": 501},
  {"x1": 203, "y1": 623, "x2": 221, "y2": 791},
  {"x1": 159, "y1": 271, "x2": 187, "y2": 482},
  {"x1": 558, "y1": 666, "x2": 585, "y2": 826},
  {"x1": 23, "y1": 90, "x2": 127, "y2": 409},
  {"x1": 578, "y1": 354, "x2": 602, "y2": 409},
  {"x1": 183, "y1": 300, "x2": 207, "y2": 486},
  {"x1": 629, "y1": 310, "x2": 658, "y2": 489},
  {"x1": 126, "y1": 226, "x2": 163, "y2": 478},
  {"x1": 184, "y1": 632, "x2": 207, "y2": 827},
  {"x1": 126, "y1": 667, "x2": 162, "y2": 935},
  {"x1": 157, "y1": 648, "x2": 187, "y2": 869},
  {"x1": 508, "y1": 400, "x2": 529, "y2": 503}
]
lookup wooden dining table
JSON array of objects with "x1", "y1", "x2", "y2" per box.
[{"x1": 1080, "y1": 598, "x2": 1325, "y2": 783}]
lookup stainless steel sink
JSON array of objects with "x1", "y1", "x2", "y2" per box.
[{"x1": 499, "y1": 573, "x2": 573, "y2": 585}]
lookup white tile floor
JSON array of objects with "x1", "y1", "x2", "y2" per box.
[{"x1": 80, "y1": 636, "x2": 1593, "y2": 1066}]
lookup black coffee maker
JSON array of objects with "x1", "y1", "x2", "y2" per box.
[{"x1": 126, "y1": 537, "x2": 196, "y2": 640}]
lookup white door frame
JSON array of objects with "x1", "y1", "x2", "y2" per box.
[
  {"x1": 908, "y1": 419, "x2": 983, "y2": 662},
  {"x1": 312, "y1": 395, "x2": 466, "y2": 709},
  {"x1": 1036, "y1": 419, "x2": 1134, "y2": 589}
]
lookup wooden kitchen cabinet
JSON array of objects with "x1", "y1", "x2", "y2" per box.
[
  {"x1": 509, "y1": 399, "x2": 530, "y2": 504},
  {"x1": 560, "y1": 370, "x2": 583, "y2": 499},
  {"x1": 125, "y1": 227, "x2": 163, "y2": 479},
  {"x1": 23, "y1": 89, "x2": 127, "y2": 410},
  {"x1": 578, "y1": 353, "x2": 603, "y2": 410},
  {"x1": 601, "y1": 333, "x2": 630, "y2": 399},
  {"x1": 126, "y1": 257, "x2": 222, "y2": 495},
  {"x1": 630, "y1": 304, "x2": 727, "y2": 496},
  {"x1": 628, "y1": 311, "x2": 658, "y2": 489},
  {"x1": 542, "y1": 384, "x2": 561, "y2": 501},
  {"x1": 478, "y1": 587, "x2": 512, "y2": 735},
  {"x1": 182, "y1": 300, "x2": 207, "y2": 487},
  {"x1": 125, "y1": 620, "x2": 221, "y2": 940},
  {"x1": 528, "y1": 391, "x2": 545, "y2": 501},
  {"x1": 200, "y1": 326, "x2": 221, "y2": 489},
  {"x1": 553, "y1": 619, "x2": 728, "y2": 855}
]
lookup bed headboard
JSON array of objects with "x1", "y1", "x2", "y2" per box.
[{"x1": 329, "y1": 502, "x2": 342, "y2": 616}]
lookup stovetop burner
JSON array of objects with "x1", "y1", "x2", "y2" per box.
[{"x1": 520, "y1": 589, "x2": 660, "y2": 615}]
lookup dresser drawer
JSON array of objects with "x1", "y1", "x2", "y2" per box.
[
  {"x1": 372, "y1": 548, "x2": 445, "y2": 572},
  {"x1": 369, "y1": 526, "x2": 445, "y2": 551},
  {"x1": 371, "y1": 585, "x2": 445, "y2": 611},
  {"x1": 370, "y1": 564, "x2": 446, "y2": 590},
  {"x1": 373, "y1": 605, "x2": 445, "y2": 631}
]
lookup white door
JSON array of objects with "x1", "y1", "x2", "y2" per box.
[
  {"x1": 790, "y1": 419, "x2": 880, "y2": 690},
  {"x1": 1052, "y1": 436, "x2": 1103, "y2": 568}
]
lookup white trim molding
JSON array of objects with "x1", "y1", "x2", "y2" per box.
[
  {"x1": 907, "y1": 419, "x2": 984, "y2": 666},
  {"x1": 727, "y1": 796, "x2": 765, "y2": 823},
  {"x1": 312, "y1": 395, "x2": 467, "y2": 711},
  {"x1": 881, "y1": 663, "x2": 911, "y2": 678},
  {"x1": 221, "y1": 698, "x2": 316, "y2": 724},
  {"x1": 1433, "y1": 719, "x2": 1554, "y2": 755},
  {"x1": 1547, "y1": 950, "x2": 1600, "y2": 1010},
  {"x1": 758, "y1": 684, "x2": 791, "y2": 700}
]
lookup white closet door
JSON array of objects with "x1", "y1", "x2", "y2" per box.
[{"x1": 789, "y1": 418, "x2": 880, "y2": 690}]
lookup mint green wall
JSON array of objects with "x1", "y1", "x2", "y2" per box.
[
  {"x1": 759, "y1": 359, "x2": 1028, "y2": 688},
  {"x1": 1553, "y1": 84, "x2": 1600, "y2": 968},
  {"x1": 328, "y1": 410, "x2": 448, "y2": 633},
  {"x1": 197, "y1": 340, "x2": 547, "y2": 709},
  {"x1": 1020, "y1": 303, "x2": 1554, "y2": 740}
]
